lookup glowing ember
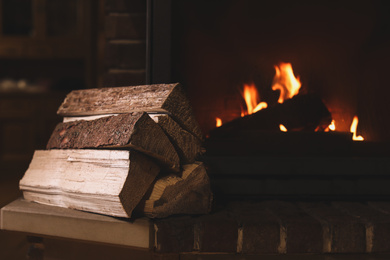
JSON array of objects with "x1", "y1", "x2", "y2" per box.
[
  {"x1": 279, "y1": 124, "x2": 288, "y2": 132},
  {"x1": 272, "y1": 62, "x2": 301, "y2": 103},
  {"x1": 241, "y1": 83, "x2": 268, "y2": 116},
  {"x1": 216, "y1": 117, "x2": 222, "y2": 127},
  {"x1": 350, "y1": 116, "x2": 364, "y2": 141}
]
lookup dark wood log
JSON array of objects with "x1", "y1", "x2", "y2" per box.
[
  {"x1": 137, "y1": 162, "x2": 212, "y2": 218},
  {"x1": 57, "y1": 83, "x2": 203, "y2": 141},
  {"x1": 209, "y1": 94, "x2": 332, "y2": 139},
  {"x1": 47, "y1": 112, "x2": 180, "y2": 172},
  {"x1": 150, "y1": 114, "x2": 203, "y2": 164}
]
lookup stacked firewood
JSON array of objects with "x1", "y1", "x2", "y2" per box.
[{"x1": 19, "y1": 83, "x2": 212, "y2": 218}]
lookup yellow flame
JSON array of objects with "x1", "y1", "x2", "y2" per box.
[
  {"x1": 241, "y1": 83, "x2": 268, "y2": 116},
  {"x1": 272, "y1": 62, "x2": 301, "y2": 103},
  {"x1": 279, "y1": 124, "x2": 288, "y2": 132},
  {"x1": 253, "y1": 102, "x2": 268, "y2": 113},
  {"x1": 216, "y1": 117, "x2": 222, "y2": 127},
  {"x1": 329, "y1": 120, "x2": 336, "y2": 131},
  {"x1": 350, "y1": 116, "x2": 364, "y2": 141}
]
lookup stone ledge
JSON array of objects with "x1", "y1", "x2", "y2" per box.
[
  {"x1": 3, "y1": 198, "x2": 390, "y2": 255},
  {"x1": 155, "y1": 200, "x2": 390, "y2": 254}
]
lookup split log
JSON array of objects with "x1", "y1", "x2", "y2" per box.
[
  {"x1": 209, "y1": 94, "x2": 332, "y2": 139},
  {"x1": 62, "y1": 114, "x2": 204, "y2": 164},
  {"x1": 57, "y1": 83, "x2": 203, "y2": 141},
  {"x1": 19, "y1": 149, "x2": 160, "y2": 218},
  {"x1": 47, "y1": 112, "x2": 180, "y2": 172},
  {"x1": 150, "y1": 114, "x2": 203, "y2": 164},
  {"x1": 137, "y1": 162, "x2": 213, "y2": 218}
]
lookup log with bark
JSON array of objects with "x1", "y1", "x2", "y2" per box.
[
  {"x1": 62, "y1": 114, "x2": 203, "y2": 165},
  {"x1": 136, "y1": 162, "x2": 212, "y2": 218},
  {"x1": 47, "y1": 112, "x2": 180, "y2": 172},
  {"x1": 19, "y1": 149, "x2": 160, "y2": 218},
  {"x1": 57, "y1": 83, "x2": 203, "y2": 141},
  {"x1": 149, "y1": 114, "x2": 203, "y2": 164}
]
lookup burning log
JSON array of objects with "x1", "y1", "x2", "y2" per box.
[
  {"x1": 47, "y1": 112, "x2": 180, "y2": 172},
  {"x1": 209, "y1": 94, "x2": 332, "y2": 139},
  {"x1": 20, "y1": 149, "x2": 160, "y2": 218},
  {"x1": 57, "y1": 83, "x2": 203, "y2": 141}
]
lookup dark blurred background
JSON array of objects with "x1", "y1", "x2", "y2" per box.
[
  {"x1": 2, "y1": 0, "x2": 390, "y2": 177},
  {"x1": 1, "y1": 1, "x2": 390, "y2": 258},
  {"x1": 170, "y1": 0, "x2": 390, "y2": 138}
]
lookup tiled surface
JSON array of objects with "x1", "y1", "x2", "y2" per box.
[{"x1": 155, "y1": 200, "x2": 390, "y2": 254}]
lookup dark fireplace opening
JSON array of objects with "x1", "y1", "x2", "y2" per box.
[
  {"x1": 150, "y1": 0, "x2": 390, "y2": 142},
  {"x1": 145, "y1": 0, "x2": 390, "y2": 200}
]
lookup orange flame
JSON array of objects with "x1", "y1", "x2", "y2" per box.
[
  {"x1": 216, "y1": 117, "x2": 222, "y2": 127},
  {"x1": 241, "y1": 83, "x2": 268, "y2": 116},
  {"x1": 350, "y1": 116, "x2": 364, "y2": 141},
  {"x1": 272, "y1": 62, "x2": 301, "y2": 103},
  {"x1": 279, "y1": 124, "x2": 287, "y2": 132}
]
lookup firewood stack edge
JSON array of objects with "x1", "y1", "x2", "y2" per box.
[{"x1": 19, "y1": 83, "x2": 213, "y2": 218}]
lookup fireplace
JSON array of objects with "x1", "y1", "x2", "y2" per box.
[
  {"x1": 146, "y1": 0, "x2": 390, "y2": 200},
  {"x1": 148, "y1": 0, "x2": 390, "y2": 142}
]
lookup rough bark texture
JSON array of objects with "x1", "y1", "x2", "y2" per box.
[
  {"x1": 209, "y1": 94, "x2": 332, "y2": 139},
  {"x1": 139, "y1": 162, "x2": 212, "y2": 218},
  {"x1": 150, "y1": 114, "x2": 203, "y2": 164},
  {"x1": 47, "y1": 112, "x2": 180, "y2": 171},
  {"x1": 57, "y1": 83, "x2": 203, "y2": 140},
  {"x1": 20, "y1": 149, "x2": 160, "y2": 218}
]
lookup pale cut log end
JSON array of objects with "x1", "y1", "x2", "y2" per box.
[{"x1": 20, "y1": 149, "x2": 154, "y2": 218}]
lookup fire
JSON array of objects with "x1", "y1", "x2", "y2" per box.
[
  {"x1": 350, "y1": 116, "x2": 364, "y2": 141},
  {"x1": 325, "y1": 120, "x2": 336, "y2": 132},
  {"x1": 216, "y1": 117, "x2": 222, "y2": 127},
  {"x1": 241, "y1": 83, "x2": 268, "y2": 116},
  {"x1": 217, "y1": 62, "x2": 364, "y2": 140},
  {"x1": 329, "y1": 120, "x2": 336, "y2": 131},
  {"x1": 279, "y1": 124, "x2": 287, "y2": 132},
  {"x1": 239, "y1": 63, "x2": 300, "y2": 117},
  {"x1": 272, "y1": 62, "x2": 301, "y2": 103}
]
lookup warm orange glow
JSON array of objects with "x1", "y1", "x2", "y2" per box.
[
  {"x1": 216, "y1": 117, "x2": 222, "y2": 127},
  {"x1": 350, "y1": 116, "x2": 364, "y2": 141},
  {"x1": 279, "y1": 124, "x2": 287, "y2": 132},
  {"x1": 329, "y1": 120, "x2": 336, "y2": 131},
  {"x1": 272, "y1": 62, "x2": 301, "y2": 103},
  {"x1": 324, "y1": 120, "x2": 336, "y2": 132},
  {"x1": 241, "y1": 83, "x2": 268, "y2": 116}
]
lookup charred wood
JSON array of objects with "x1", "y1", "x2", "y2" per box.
[{"x1": 209, "y1": 94, "x2": 332, "y2": 139}]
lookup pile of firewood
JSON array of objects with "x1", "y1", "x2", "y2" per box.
[{"x1": 19, "y1": 83, "x2": 213, "y2": 218}]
